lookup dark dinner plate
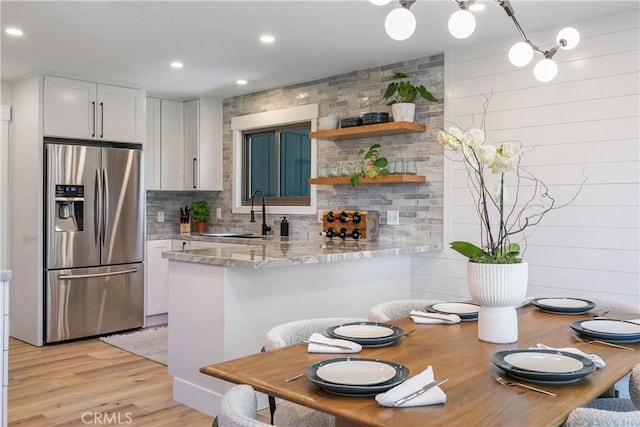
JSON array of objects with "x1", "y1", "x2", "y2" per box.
[
  {"x1": 569, "y1": 319, "x2": 640, "y2": 343},
  {"x1": 426, "y1": 302, "x2": 480, "y2": 321},
  {"x1": 531, "y1": 297, "x2": 596, "y2": 315},
  {"x1": 306, "y1": 357, "x2": 410, "y2": 396},
  {"x1": 326, "y1": 321, "x2": 404, "y2": 347},
  {"x1": 492, "y1": 349, "x2": 596, "y2": 383}
]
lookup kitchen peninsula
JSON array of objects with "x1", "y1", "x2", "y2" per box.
[{"x1": 161, "y1": 236, "x2": 439, "y2": 416}]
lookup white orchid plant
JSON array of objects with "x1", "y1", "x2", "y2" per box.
[{"x1": 437, "y1": 108, "x2": 584, "y2": 264}]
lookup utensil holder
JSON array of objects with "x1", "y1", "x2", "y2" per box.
[{"x1": 180, "y1": 222, "x2": 191, "y2": 235}]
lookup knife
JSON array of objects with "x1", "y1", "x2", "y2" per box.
[{"x1": 391, "y1": 378, "x2": 449, "y2": 407}]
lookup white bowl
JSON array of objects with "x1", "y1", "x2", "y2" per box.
[{"x1": 318, "y1": 115, "x2": 338, "y2": 130}]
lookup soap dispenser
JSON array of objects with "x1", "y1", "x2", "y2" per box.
[{"x1": 280, "y1": 216, "x2": 289, "y2": 237}]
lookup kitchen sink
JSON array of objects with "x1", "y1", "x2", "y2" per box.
[{"x1": 199, "y1": 232, "x2": 263, "y2": 239}]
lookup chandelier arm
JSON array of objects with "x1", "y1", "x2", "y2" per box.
[
  {"x1": 497, "y1": 0, "x2": 552, "y2": 55},
  {"x1": 399, "y1": 0, "x2": 416, "y2": 9}
]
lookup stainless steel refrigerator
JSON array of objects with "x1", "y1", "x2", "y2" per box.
[{"x1": 44, "y1": 140, "x2": 144, "y2": 343}]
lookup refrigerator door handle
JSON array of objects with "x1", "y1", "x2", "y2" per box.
[
  {"x1": 94, "y1": 168, "x2": 102, "y2": 248},
  {"x1": 58, "y1": 268, "x2": 138, "y2": 280},
  {"x1": 102, "y1": 168, "x2": 108, "y2": 246}
]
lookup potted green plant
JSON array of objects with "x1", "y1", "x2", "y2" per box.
[
  {"x1": 436, "y1": 99, "x2": 585, "y2": 344},
  {"x1": 383, "y1": 72, "x2": 438, "y2": 123},
  {"x1": 350, "y1": 143, "x2": 389, "y2": 187},
  {"x1": 191, "y1": 201, "x2": 210, "y2": 234}
]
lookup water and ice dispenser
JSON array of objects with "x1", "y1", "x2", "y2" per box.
[{"x1": 54, "y1": 184, "x2": 84, "y2": 232}]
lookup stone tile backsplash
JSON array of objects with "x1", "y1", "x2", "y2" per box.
[{"x1": 147, "y1": 54, "x2": 444, "y2": 244}]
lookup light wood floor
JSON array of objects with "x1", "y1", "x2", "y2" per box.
[{"x1": 7, "y1": 337, "x2": 214, "y2": 426}]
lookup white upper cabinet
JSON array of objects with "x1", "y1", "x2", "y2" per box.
[
  {"x1": 145, "y1": 96, "x2": 222, "y2": 191},
  {"x1": 145, "y1": 97, "x2": 161, "y2": 190},
  {"x1": 192, "y1": 96, "x2": 223, "y2": 191},
  {"x1": 43, "y1": 75, "x2": 145, "y2": 144},
  {"x1": 183, "y1": 99, "x2": 199, "y2": 190},
  {"x1": 160, "y1": 99, "x2": 185, "y2": 190}
]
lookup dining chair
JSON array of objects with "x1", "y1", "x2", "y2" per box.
[
  {"x1": 565, "y1": 363, "x2": 640, "y2": 427},
  {"x1": 213, "y1": 384, "x2": 272, "y2": 427},
  {"x1": 589, "y1": 298, "x2": 640, "y2": 316},
  {"x1": 263, "y1": 316, "x2": 368, "y2": 426},
  {"x1": 368, "y1": 299, "x2": 445, "y2": 322}
]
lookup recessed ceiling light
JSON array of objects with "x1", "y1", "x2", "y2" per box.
[
  {"x1": 5, "y1": 28, "x2": 24, "y2": 36},
  {"x1": 260, "y1": 34, "x2": 275, "y2": 44},
  {"x1": 469, "y1": 3, "x2": 485, "y2": 12},
  {"x1": 170, "y1": 61, "x2": 183, "y2": 69},
  {"x1": 236, "y1": 80, "x2": 248, "y2": 85}
]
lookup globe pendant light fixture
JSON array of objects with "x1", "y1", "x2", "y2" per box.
[
  {"x1": 384, "y1": 0, "x2": 417, "y2": 41},
  {"x1": 448, "y1": 2, "x2": 476, "y2": 39},
  {"x1": 534, "y1": 58, "x2": 559, "y2": 82},
  {"x1": 498, "y1": 0, "x2": 580, "y2": 82},
  {"x1": 508, "y1": 42, "x2": 534, "y2": 67},
  {"x1": 368, "y1": 0, "x2": 580, "y2": 82}
]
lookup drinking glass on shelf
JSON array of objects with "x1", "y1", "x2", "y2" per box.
[
  {"x1": 318, "y1": 163, "x2": 329, "y2": 178},
  {"x1": 340, "y1": 161, "x2": 353, "y2": 177},
  {"x1": 405, "y1": 160, "x2": 417, "y2": 175},
  {"x1": 329, "y1": 162, "x2": 340, "y2": 177},
  {"x1": 393, "y1": 159, "x2": 405, "y2": 174}
]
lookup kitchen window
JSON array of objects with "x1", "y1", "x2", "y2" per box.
[
  {"x1": 243, "y1": 124, "x2": 311, "y2": 206},
  {"x1": 231, "y1": 104, "x2": 318, "y2": 215}
]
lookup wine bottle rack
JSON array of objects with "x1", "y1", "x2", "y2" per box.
[{"x1": 321, "y1": 210, "x2": 379, "y2": 241}]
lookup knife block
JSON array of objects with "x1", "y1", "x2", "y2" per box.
[
  {"x1": 180, "y1": 221, "x2": 191, "y2": 235},
  {"x1": 321, "y1": 210, "x2": 379, "y2": 241}
]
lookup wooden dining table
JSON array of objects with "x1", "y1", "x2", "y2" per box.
[{"x1": 200, "y1": 305, "x2": 639, "y2": 427}]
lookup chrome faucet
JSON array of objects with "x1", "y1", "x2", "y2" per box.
[{"x1": 250, "y1": 189, "x2": 272, "y2": 235}]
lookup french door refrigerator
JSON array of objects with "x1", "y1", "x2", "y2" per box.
[{"x1": 44, "y1": 140, "x2": 144, "y2": 343}]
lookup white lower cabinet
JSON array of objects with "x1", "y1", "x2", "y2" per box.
[
  {"x1": 146, "y1": 240, "x2": 229, "y2": 319},
  {"x1": 146, "y1": 240, "x2": 171, "y2": 316},
  {"x1": 1, "y1": 271, "x2": 10, "y2": 427}
]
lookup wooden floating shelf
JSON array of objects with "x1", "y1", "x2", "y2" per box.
[
  {"x1": 309, "y1": 174, "x2": 425, "y2": 185},
  {"x1": 310, "y1": 121, "x2": 426, "y2": 141}
]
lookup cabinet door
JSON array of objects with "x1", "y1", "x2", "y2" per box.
[
  {"x1": 146, "y1": 240, "x2": 170, "y2": 316},
  {"x1": 145, "y1": 97, "x2": 161, "y2": 190},
  {"x1": 183, "y1": 99, "x2": 199, "y2": 190},
  {"x1": 44, "y1": 76, "x2": 97, "y2": 139},
  {"x1": 171, "y1": 239, "x2": 191, "y2": 251},
  {"x1": 198, "y1": 96, "x2": 224, "y2": 191},
  {"x1": 160, "y1": 100, "x2": 185, "y2": 190},
  {"x1": 97, "y1": 84, "x2": 145, "y2": 143}
]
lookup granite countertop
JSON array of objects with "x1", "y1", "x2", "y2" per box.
[{"x1": 161, "y1": 235, "x2": 441, "y2": 269}]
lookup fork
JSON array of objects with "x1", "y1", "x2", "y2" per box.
[
  {"x1": 572, "y1": 334, "x2": 635, "y2": 351},
  {"x1": 493, "y1": 372, "x2": 556, "y2": 397}
]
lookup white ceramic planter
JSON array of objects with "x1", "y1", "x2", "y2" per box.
[
  {"x1": 467, "y1": 262, "x2": 528, "y2": 344},
  {"x1": 391, "y1": 103, "x2": 416, "y2": 123}
]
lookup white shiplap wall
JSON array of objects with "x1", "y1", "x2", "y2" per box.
[{"x1": 411, "y1": 10, "x2": 640, "y2": 306}]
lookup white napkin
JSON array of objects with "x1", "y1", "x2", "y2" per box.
[
  {"x1": 376, "y1": 366, "x2": 446, "y2": 408},
  {"x1": 410, "y1": 310, "x2": 461, "y2": 324},
  {"x1": 532, "y1": 343, "x2": 606, "y2": 369},
  {"x1": 306, "y1": 332, "x2": 361, "y2": 354}
]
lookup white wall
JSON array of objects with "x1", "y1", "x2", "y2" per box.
[{"x1": 412, "y1": 10, "x2": 640, "y2": 306}]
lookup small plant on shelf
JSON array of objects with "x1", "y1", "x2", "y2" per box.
[
  {"x1": 350, "y1": 143, "x2": 389, "y2": 187},
  {"x1": 383, "y1": 72, "x2": 438, "y2": 105}
]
